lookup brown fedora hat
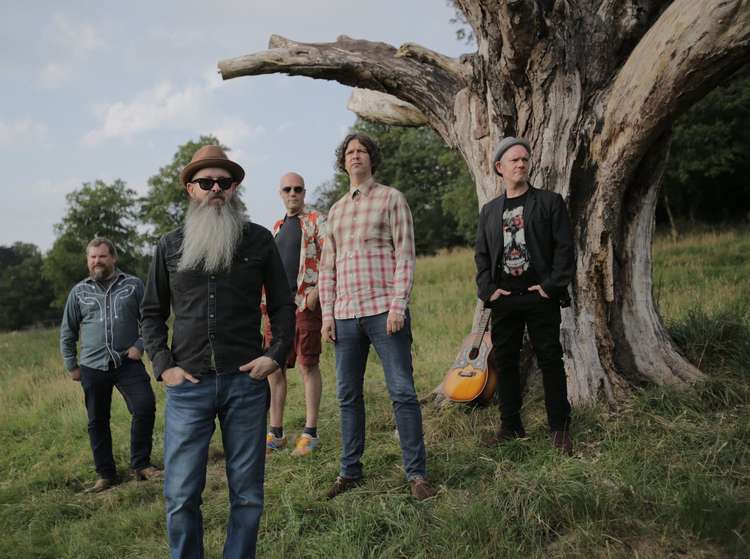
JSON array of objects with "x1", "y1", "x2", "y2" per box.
[{"x1": 179, "y1": 145, "x2": 245, "y2": 187}]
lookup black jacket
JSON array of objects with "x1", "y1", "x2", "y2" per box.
[
  {"x1": 475, "y1": 187, "x2": 575, "y2": 306},
  {"x1": 141, "y1": 222, "x2": 295, "y2": 380}
]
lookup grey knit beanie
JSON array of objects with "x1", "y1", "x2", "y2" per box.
[{"x1": 492, "y1": 137, "x2": 531, "y2": 176}]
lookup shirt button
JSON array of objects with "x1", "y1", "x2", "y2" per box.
[
  {"x1": 209, "y1": 294, "x2": 215, "y2": 298},
  {"x1": 210, "y1": 275, "x2": 216, "y2": 280},
  {"x1": 210, "y1": 314, "x2": 215, "y2": 318}
]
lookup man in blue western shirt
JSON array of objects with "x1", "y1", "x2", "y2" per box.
[{"x1": 60, "y1": 237, "x2": 160, "y2": 493}]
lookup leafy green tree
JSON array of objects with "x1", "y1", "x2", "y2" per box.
[
  {"x1": 43, "y1": 180, "x2": 144, "y2": 309},
  {"x1": 313, "y1": 119, "x2": 477, "y2": 254},
  {"x1": 0, "y1": 243, "x2": 55, "y2": 331},
  {"x1": 660, "y1": 69, "x2": 750, "y2": 224},
  {"x1": 140, "y1": 135, "x2": 227, "y2": 245}
]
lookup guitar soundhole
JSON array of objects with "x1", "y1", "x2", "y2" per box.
[{"x1": 468, "y1": 348, "x2": 479, "y2": 360}]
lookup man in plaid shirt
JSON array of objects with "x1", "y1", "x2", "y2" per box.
[{"x1": 319, "y1": 132, "x2": 436, "y2": 501}]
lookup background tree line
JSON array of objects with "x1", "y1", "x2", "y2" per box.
[{"x1": 1, "y1": 70, "x2": 748, "y2": 331}]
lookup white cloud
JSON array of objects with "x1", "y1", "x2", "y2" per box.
[
  {"x1": 83, "y1": 79, "x2": 264, "y2": 148},
  {"x1": 0, "y1": 118, "x2": 50, "y2": 147},
  {"x1": 37, "y1": 14, "x2": 105, "y2": 88}
]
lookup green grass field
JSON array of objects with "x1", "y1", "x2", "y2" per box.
[{"x1": 0, "y1": 229, "x2": 748, "y2": 558}]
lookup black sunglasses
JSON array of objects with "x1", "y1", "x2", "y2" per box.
[
  {"x1": 192, "y1": 177, "x2": 235, "y2": 191},
  {"x1": 281, "y1": 186, "x2": 305, "y2": 194}
]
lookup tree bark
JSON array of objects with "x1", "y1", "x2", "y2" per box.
[{"x1": 218, "y1": 0, "x2": 750, "y2": 402}]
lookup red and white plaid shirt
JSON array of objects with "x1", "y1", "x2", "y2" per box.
[{"x1": 319, "y1": 178, "x2": 415, "y2": 321}]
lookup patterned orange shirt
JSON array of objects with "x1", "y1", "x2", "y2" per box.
[
  {"x1": 272, "y1": 209, "x2": 326, "y2": 311},
  {"x1": 319, "y1": 178, "x2": 415, "y2": 321}
]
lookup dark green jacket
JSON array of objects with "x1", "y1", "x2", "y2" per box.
[{"x1": 474, "y1": 186, "x2": 575, "y2": 306}]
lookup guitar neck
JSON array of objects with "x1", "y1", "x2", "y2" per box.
[{"x1": 470, "y1": 309, "x2": 491, "y2": 350}]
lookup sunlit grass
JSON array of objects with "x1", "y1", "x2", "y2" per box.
[{"x1": 0, "y1": 232, "x2": 748, "y2": 558}]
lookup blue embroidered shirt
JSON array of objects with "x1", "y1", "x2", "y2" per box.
[{"x1": 59, "y1": 270, "x2": 145, "y2": 371}]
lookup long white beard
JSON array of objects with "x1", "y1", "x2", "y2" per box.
[{"x1": 178, "y1": 195, "x2": 247, "y2": 273}]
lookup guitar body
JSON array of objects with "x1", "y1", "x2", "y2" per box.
[{"x1": 443, "y1": 330, "x2": 497, "y2": 404}]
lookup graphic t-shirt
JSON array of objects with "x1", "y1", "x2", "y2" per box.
[
  {"x1": 275, "y1": 215, "x2": 302, "y2": 293},
  {"x1": 498, "y1": 191, "x2": 539, "y2": 291}
]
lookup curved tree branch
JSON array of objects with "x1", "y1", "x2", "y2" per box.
[
  {"x1": 593, "y1": 0, "x2": 750, "y2": 185},
  {"x1": 218, "y1": 34, "x2": 465, "y2": 137},
  {"x1": 347, "y1": 89, "x2": 428, "y2": 126}
]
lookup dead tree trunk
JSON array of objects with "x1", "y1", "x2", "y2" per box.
[{"x1": 218, "y1": 0, "x2": 750, "y2": 403}]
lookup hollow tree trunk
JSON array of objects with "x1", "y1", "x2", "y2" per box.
[{"x1": 218, "y1": 0, "x2": 750, "y2": 403}]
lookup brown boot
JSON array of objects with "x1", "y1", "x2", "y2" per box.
[
  {"x1": 325, "y1": 476, "x2": 363, "y2": 500},
  {"x1": 409, "y1": 478, "x2": 437, "y2": 500},
  {"x1": 133, "y1": 465, "x2": 163, "y2": 481},
  {"x1": 551, "y1": 431, "x2": 573, "y2": 456},
  {"x1": 83, "y1": 477, "x2": 114, "y2": 494},
  {"x1": 482, "y1": 424, "x2": 527, "y2": 447}
]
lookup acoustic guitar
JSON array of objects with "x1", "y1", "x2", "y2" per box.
[{"x1": 442, "y1": 305, "x2": 497, "y2": 404}]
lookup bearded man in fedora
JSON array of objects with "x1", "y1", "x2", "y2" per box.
[{"x1": 141, "y1": 145, "x2": 295, "y2": 559}]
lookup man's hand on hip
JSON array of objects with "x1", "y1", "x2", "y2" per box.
[
  {"x1": 162, "y1": 366, "x2": 199, "y2": 387},
  {"x1": 321, "y1": 318, "x2": 336, "y2": 342},
  {"x1": 239, "y1": 356, "x2": 280, "y2": 380},
  {"x1": 69, "y1": 367, "x2": 81, "y2": 382},
  {"x1": 386, "y1": 310, "x2": 404, "y2": 335}
]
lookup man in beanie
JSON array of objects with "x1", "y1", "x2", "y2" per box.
[
  {"x1": 141, "y1": 144, "x2": 295, "y2": 558},
  {"x1": 474, "y1": 137, "x2": 575, "y2": 454}
]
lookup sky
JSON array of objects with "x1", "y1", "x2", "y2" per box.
[{"x1": 1, "y1": 0, "x2": 468, "y2": 252}]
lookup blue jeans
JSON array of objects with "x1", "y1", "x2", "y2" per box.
[
  {"x1": 334, "y1": 311, "x2": 427, "y2": 481},
  {"x1": 163, "y1": 372, "x2": 268, "y2": 559}
]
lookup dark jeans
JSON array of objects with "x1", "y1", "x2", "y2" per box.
[
  {"x1": 334, "y1": 311, "x2": 427, "y2": 481},
  {"x1": 490, "y1": 293, "x2": 571, "y2": 432},
  {"x1": 80, "y1": 359, "x2": 156, "y2": 479},
  {"x1": 164, "y1": 372, "x2": 268, "y2": 559}
]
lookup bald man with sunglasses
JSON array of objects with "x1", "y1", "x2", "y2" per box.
[{"x1": 263, "y1": 172, "x2": 326, "y2": 458}]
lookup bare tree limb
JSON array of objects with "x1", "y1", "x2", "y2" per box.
[
  {"x1": 396, "y1": 43, "x2": 468, "y2": 79},
  {"x1": 347, "y1": 89, "x2": 428, "y2": 126},
  {"x1": 218, "y1": 34, "x2": 465, "y2": 135},
  {"x1": 593, "y1": 0, "x2": 750, "y2": 188}
]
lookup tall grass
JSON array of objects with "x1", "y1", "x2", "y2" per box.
[{"x1": 0, "y1": 230, "x2": 747, "y2": 558}]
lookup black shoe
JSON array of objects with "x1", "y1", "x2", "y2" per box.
[
  {"x1": 482, "y1": 424, "x2": 527, "y2": 447},
  {"x1": 325, "y1": 476, "x2": 363, "y2": 500}
]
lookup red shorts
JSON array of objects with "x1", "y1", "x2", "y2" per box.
[{"x1": 263, "y1": 305, "x2": 322, "y2": 369}]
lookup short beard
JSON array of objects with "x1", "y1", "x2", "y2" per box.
[
  {"x1": 178, "y1": 195, "x2": 247, "y2": 273},
  {"x1": 91, "y1": 266, "x2": 114, "y2": 281}
]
